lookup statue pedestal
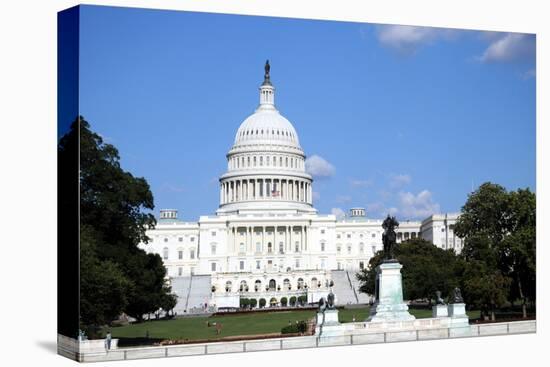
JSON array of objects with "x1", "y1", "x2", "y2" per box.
[
  {"x1": 447, "y1": 303, "x2": 468, "y2": 329},
  {"x1": 317, "y1": 309, "x2": 343, "y2": 337},
  {"x1": 432, "y1": 305, "x2": 448, "y2": 318},
  {"x1": 367, "y1": 262, "x2": 415, "y2": 322}
]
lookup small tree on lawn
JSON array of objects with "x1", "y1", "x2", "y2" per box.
[
  {"x1": 259, "y1": 298, "x2": 266, "y2": 308},
  {"x1": 249, "y1": 298, "x2": 258, "y2": 309},
  {"x1": 289, "y1": 296, "x2": 297, "y2": 307},
  {"x1": 280, "y1": 297, "x2": 288, "y2": 307},
  {"x1": 240, "y1": 298, "x2": 249, "y2": 309}
]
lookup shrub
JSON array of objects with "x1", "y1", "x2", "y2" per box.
[
  {"x1": 298, "y1": 295, "x2": 307, "y2": 305},
  {"x1": 249, "y1": 298, "x2": 258, "y2": 308},
  {"x1": 280, "y1": 297, "x2": 288, "y2": 306},
  {"x1": 281, "y1": 320, "x2": 308, "y2": 334},
  {"x1": 239, "y1": 298, "x2": 249, "y2": 309},
  {"x1": 289, "y1": 296, "x2": 297, "y2": 306},
  {"x1": 259, "y1": 298, "x2": 266, "y2": 308}
]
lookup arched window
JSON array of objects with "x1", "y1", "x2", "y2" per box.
[
  {"x1": 311, "y1": 277, "x2": 318, "y2": 288},
  {"x1": 255, "y1": 279, "x2": 262, "y2": 292},
  {"x1": 163, "y1": 247, "x2": 169, "y2": 260},
  {"x1": 297, "y1": 278, "x2": 304, "y2": 289},
  {"x1": 240, "y1": 280, "x2": 248, "y2": 292},
  {"x1": 225, "y1": 281, "x2": 232, "y2": 292},
  {"x1": 269, "y1": 279, "x2": 276, "y2": 290}
]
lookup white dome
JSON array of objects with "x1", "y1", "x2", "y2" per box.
[{"x1": 234, "y1": 108, "x2": 301, "y2": 149}]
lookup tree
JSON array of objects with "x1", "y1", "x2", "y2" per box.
[
  {"x1": 455, "y1": 183, "x2": 536, "y2": 318},
  {"x1": 259, "y1": 298, "x2": 266, "y2": 308},
  {"x1": 160, "y1": 292, "x2": 178, "y2": 317},
  {"x1": 356, "y1": 238, "x2": 461, "y2": 302},
  {"x1": 79, "y1": 225, "x2": 130, "y2": 332},
  {"x1": 59, "y1": 117, "x2": 172, "y2": 328},
  {"x1": 240, "y1": 298, "x2": 249, "y2": 309},
  {"x1": 249, "y1": 299, "x2": 258, "y2": 308},
  {"x1": 289, "y1": 296, "x2": 297, "y2": 306},
  {"x1": 280, "y1": 297, "x2": 288, "y2": 307}
]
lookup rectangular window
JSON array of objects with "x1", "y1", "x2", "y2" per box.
[
  {"x1": 295, "y1": 259, "x2": 300, "y2": 268},
  {"x1": 211, "y1": 262, "x2": 217, "y2": 271},
  {"x1": 239, "y1": 261, "x2": 245, "y2": 270},
  {"x1": 178, "y1": 267, "x2": 183, "y2": 276},
  {"x1": 256, "y1": 260, "x2": 261, "y2": 270},
  {"x1": 320, "y1": 229, "x2": 325, "y2": 234},
  {"x1": 256, "y1": 242, "x2": 262, "y2": 253},
  {"x1": 178, "y1": 237, "x2": 183, "y2": 242},
  {"x1": 212, "y1": 231, "x2": 216, "y2": 236},
  {"x1": 178, "y1": 250, "x2": 183, "y2": 260},
  {"x1": 190, "y1": 249, "x2": 195, "y2": 259},
  {"x1": 190, "y1": 237, "x2": 195, "y2": 242}
]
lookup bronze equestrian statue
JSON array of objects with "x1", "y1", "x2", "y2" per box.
[{"x1": 382, "y1": 215, "x2": 399, "y2": 262}]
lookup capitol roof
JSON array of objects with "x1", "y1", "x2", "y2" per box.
[{"x1": 231, "y1": 60, "x2": 302, "y2": 152}]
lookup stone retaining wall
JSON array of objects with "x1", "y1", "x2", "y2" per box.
[{"x1": 58, "y1": 320, "x2": 536, "y2": 363}]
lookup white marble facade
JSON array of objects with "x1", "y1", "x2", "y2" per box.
[{"x1": 139, "y1": 64, "x2": 463, "y2": 307}]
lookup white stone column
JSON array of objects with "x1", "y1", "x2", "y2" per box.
[
  {"x1": 262, "y1": 226, "x2": 265, "y2": 254},
  {"x1": 300, "y1": 226, "x2": 304, "y2": 252}
]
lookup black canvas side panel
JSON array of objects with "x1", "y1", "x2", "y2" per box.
[{"x1": 57, "y1": 5, "x2": 80, "y2": 339}]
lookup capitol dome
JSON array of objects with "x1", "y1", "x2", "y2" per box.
[
  {"x1": 217, "y1": 61, "x2": 315, "y2": 215},
  {"x1": 233, "y1": 109, "x2": 301, "y2": 149}
]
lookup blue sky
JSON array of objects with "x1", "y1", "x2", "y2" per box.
[{"x1": 78, "y1": 5, "x2": 536, "y2": 221}]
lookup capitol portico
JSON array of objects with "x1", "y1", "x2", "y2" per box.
[{"x1": 140, "y1": 62, "x2": 464, "y2": 312}]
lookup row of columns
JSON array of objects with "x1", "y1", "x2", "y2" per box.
[
  {"x1": 220, "y1": 178, "x2": 312, "y2": 205},
  {"x1": 227, "y1": 225, "x2": 308, "y2": 255}
]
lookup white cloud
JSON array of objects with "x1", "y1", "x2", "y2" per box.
[
  {"x1": 480, "y1": 33, "x2": 535, "y2": 63},
  {"x1": 521, "y1": 68, "x2": 536, "y2": 80},
  {"x1": 350, "y1": 178, "x2": 373, "y2": 188},
  {"x1": 305, "y1": 155, "x2": 335, "y2": 178},
  {"x1": 389, "y1": 174, "x2": 411, "y2": 188},
  {"x1": 398, "y1": 190, "x2": 440, "y2": 219},
  {"x1": 312, "y1": 191, "x2": 321, "y2": 201},
  {"x1": 331, "y1": 207, "x2": 346, "y2": 220},
  {"x1": 161, "y1": 183, "x2": 185, "y2": 193},
  {"x1": 376, "y1": 25, "x2": 457, "y2": 54},
  {"x1": 335, "y1": 195, "x2": 352, "y2": 204}
]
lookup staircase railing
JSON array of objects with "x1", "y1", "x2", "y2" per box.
[
  {"x1": 184, "y1": 276, "x2": 193, "y2": 311},
  {"x1": 346, "y1": 271, "x2": 359, "y2": 303}
]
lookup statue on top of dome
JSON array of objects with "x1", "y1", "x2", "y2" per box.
[
  {"x1": 264, "y1": 59, "x2": 270, "y2": 77},
  {"x1": 263, "y1": 60, "x2": 272, "y2": 85}
]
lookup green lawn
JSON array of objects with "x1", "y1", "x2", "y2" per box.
[
  {"x1": 111, "y1": 309, "x2": 316, "y2": 342},
  {"x1": 111, "y1": 307, "x2": 481, "y2": 344}
]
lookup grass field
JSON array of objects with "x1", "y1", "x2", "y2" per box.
[{"x1": 111, "y1": 306, "x2": 481, "y2": 343}]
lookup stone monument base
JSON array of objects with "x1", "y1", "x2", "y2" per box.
[
  {"x1": 448, "y1": 303, "x2": 469, "y2": 329},
  {"x1": 367, "y1": 262, "x2": 415, "y2": 322},
  {"x1": 432, "y1": 304, "x2": 448, "y2": 318},
  {"x1": 317, "y1": 309, "x2": 344, "y2": 337}
]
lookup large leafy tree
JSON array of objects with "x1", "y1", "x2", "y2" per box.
[
  {"x1": 356, "y1": 238, "x2": 461, "y2": 303},
  {"x1": 454, "y1": 182, "x2": 536, "y2": 319},
  {"x1": 59, "y1": 117, "x2": 171, "y2": 329}
]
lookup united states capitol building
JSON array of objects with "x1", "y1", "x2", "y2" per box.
[{"x1": 140, "y1": 63, "x2": 463, "y2": 312}]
